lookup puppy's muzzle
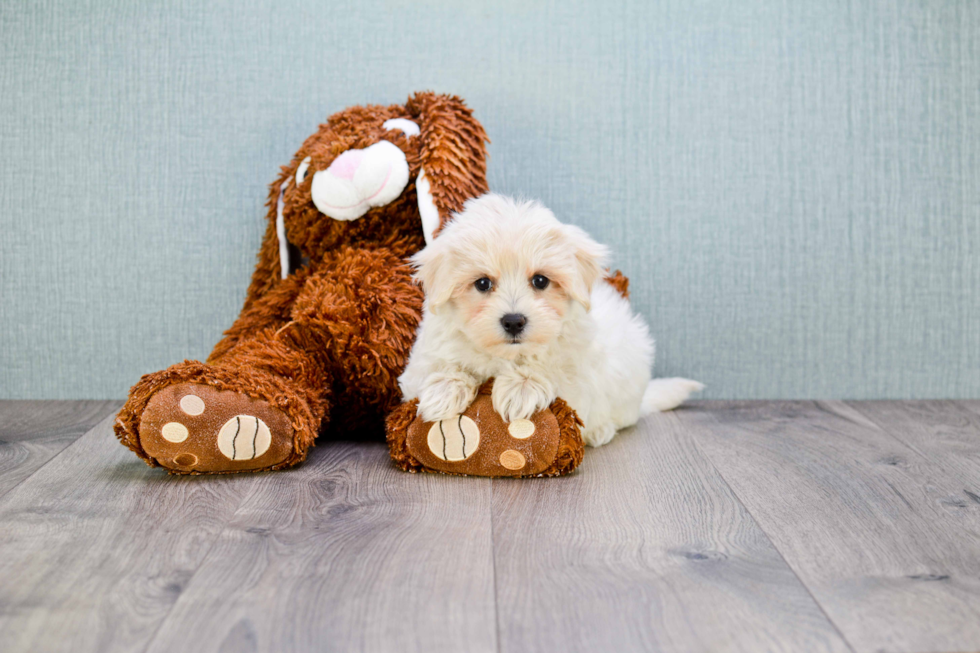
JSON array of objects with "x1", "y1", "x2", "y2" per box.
[{"x1": 500, "y1": 313, "x2": 527, "y2": 337}]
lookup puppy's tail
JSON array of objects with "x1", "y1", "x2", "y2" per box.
[{"x1": 640, "y1": 378, "x2": 704, "y2": 415}]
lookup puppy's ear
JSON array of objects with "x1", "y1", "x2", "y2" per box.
[
  {"x1": 410, "y1": 239, "x2": 456, "y2": 311},
  {"x1": 562, "y1": 224, "x2": 609, "y2": 311}
]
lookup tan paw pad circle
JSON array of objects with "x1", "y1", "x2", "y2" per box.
[
  {"x1": 179, "y1": 394, "x2": 206, "y2": 416},
  {"x1": 507, "y1": 419, "x2": 535, "y2": 439},
  {"x1": 173, "y1": 453, "x2": 198, "y2": 467},
  {"x1": 161, "y1": 422, "x2": 189, "y2": 443},
  {"x1": 217, "y1": 415, "x2": 272, "y2": 461},
  {"x1": 499, "y1": 449, "x2": 526, "y2": 470},
  {"x1": 427, "y1": 415, "x2": 480, "y2": 461}
]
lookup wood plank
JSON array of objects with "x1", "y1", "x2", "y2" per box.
[
  {"x1": 143, "y1": 441, "x2": 497, "y2": 653},
  {"x1": 0, "y1": 400, "x2": 120, "y2": 498},
  {"x1": 679, "y1": 401, "x2": 980, "y2": 653},
  {"x1": 849, "y1": 400, "x2": 980, "y2": 513},
  {"x1": 491, "y1": 411, "x2": 852, "y2": 653},
  {"x1": 0, "y1": 412, "x2": 263, "y2": 653},
  {"x1": 957, "y1": 400, "x2": 980, "y2": 419}
]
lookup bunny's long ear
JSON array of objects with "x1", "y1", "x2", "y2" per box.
[
  {"x1": 242, "y1": 167, "x2": 294, "y2": 311},
  {"x1": 406, "y1": 92, "x2": 490, "y2": 244}
]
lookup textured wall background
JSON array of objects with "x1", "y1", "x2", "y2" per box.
[{"x1": 2, "y1": 0, "x2": 978, "y2": 399}]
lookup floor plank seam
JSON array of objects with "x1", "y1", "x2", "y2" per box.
[
  {"x1": 845, "y1": 401, "x2": 932, "y2": 463},
  {"x1": 137, "y1": 518, "x2": 252, "y2": 651},
  {"x1": 136, "y1": 482, "x2": 262, "y2": 653},
  {"x1": 0, "y1": 407, "x2": 121, "y2": 502},
  {"x1": 674, "y1": 408, "x2": 859, "y2": 653},
  {"x1": 490, "y1": 477, "x2": 502, "y2": 653},
  {"x1": 843, "y1": 399, "x2": 980, "y2": 507}
]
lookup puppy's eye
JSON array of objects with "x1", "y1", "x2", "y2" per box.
[
  {"x1": 296, "y1": 156, "x2": 312, "y2": 185},
  {"x1": 474, "y1": 277, "x2": 493, "y2": 293},
  {"x1": 531, "y1": 274, "x2": 550, "y2": 290}
]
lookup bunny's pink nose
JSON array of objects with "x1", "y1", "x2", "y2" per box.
[{"x1": 326, "y1": 149, "x2": 364, "y2": 181}]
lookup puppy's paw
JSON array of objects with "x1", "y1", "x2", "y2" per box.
[
  {"x1": 492, "y1": 371, "x2": 556, "y2": 422},
  {"x1": 417, "y1": 371, "x2": 480, "y2": 423},
  {"x1": 581, "y1": 422, "x2": 617, "y2": 447}
]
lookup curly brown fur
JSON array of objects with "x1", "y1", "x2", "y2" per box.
[
  {"x1": 606, "y1": 269, "x2": 630, "y2": 299},
  {"x1": 115, "y1": 92, "x2": 488, "y2": 473},
  {"x1": 385, "y1": 399, "x2": 425, "y2": 473},
  {"x1": 542, "y1": 396, "x2": 585, "y2": 476}
]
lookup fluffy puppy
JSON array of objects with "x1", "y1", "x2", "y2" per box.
[{"x1": 398, "y1": 193, "x2": 702, "y2": 446}]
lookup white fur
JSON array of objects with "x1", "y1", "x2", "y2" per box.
[
  {"x1": 414, "y1": 168, "x2": 439, "y2": 245},
  {"x1": 383, "y1": 118, "x2": 420, "y2": 138},
  {"x1": 310, "y1": 140, "x2": 409, "y2": 221},
  {"x1": 398, "y1": 193, "x2": 703, "y2": 447}
]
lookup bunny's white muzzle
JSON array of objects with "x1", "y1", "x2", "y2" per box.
[{"x1": 310, "y1": 140, "x2": 410, "y2": 221}]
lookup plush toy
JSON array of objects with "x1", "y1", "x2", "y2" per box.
[
  {"x1": 115, "y1": 92, "x2": 492, "y2": 474},
  {"x1": 386, "y1": 381, "x2": 585, "y2": 477}
]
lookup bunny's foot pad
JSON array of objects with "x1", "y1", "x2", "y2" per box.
[
  {"x1": 386, "y1": 382, "x2": 584, "y2": 478},
  {"x1": 138, "y1": 383, "x2": 296, "y2": 474}
]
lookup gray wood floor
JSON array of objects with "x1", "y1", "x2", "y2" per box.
[{"x1": 1, "y1": 400, "x2": 978, "y2": 653}]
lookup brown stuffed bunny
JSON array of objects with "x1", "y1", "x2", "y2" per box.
[{"x1": 115, "y1": 92, "x2": 491, "y2": 473}]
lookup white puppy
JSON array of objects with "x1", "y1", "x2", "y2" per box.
[{"x1": 398, "y1": 193, "x2": 702, "y2": 447}]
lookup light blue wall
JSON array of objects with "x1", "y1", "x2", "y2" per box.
[{"x1": 2, "y1": 0, "x2": 978, "y2": 399}]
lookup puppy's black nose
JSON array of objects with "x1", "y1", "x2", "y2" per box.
[{"x1": 501, "y1": 313, "x2": 527, "y2": 336}]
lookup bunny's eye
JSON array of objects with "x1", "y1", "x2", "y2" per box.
[
  {"x1": 474, "y1": 277, "x2": 493, "y2": 293},
  {"x1": 295, "y1": 156, "x2": 312, "y2": 185},
  {"x1": 531, "y1": 274, "x2": 550, "y2": 290}
]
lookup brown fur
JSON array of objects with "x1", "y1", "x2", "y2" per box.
[
  {"x1": 606, "y1": 269, "x2": 630, "y2": 299},
  {"x1": 116, "y1": 92, "x2": 489, "y2": 472}
]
